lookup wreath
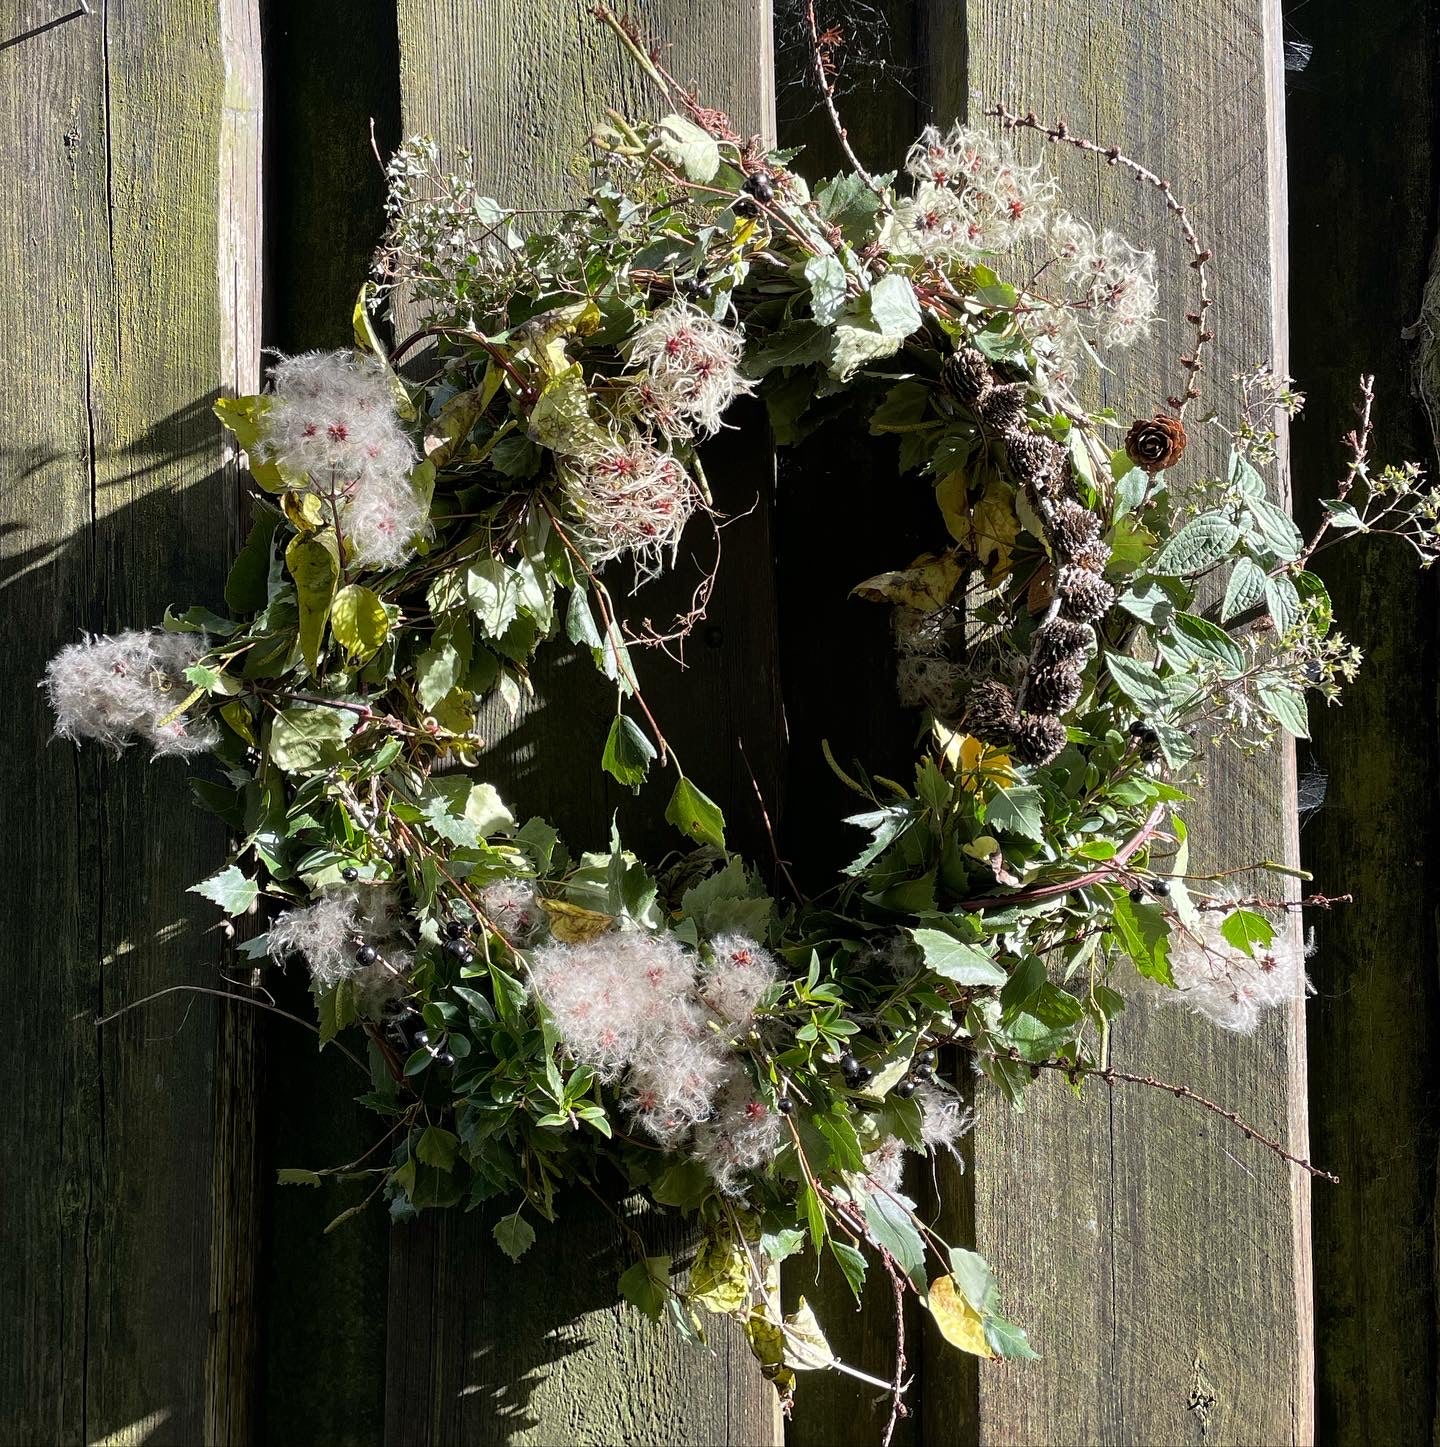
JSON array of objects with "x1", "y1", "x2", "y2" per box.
[{"x1": 41, "y1": 10, "x2": 1439, "y2": 1433}]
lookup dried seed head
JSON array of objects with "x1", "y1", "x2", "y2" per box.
[
  {"x1": 962, "y1": 679, "x2": 1019, "y2": 746},
  {"x1": 1011, "y1": 712, "x2": 1068, "y2": 765},
  {"x1": 1023, "y1": 659, "x2": 1083, "y2": 715},
  {"x1": 1057, "y1": 565, "x2": 1117, "y2": 623},
  {"x1": 941, "y1": 347, "x2": 993, "y2": 405}
]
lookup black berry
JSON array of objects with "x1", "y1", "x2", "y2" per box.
[
  {"x1": 742, "y1": 169, "x2": 775, "y2": 202},
  {"x1": 1129, "y1": 721, "x2": 1159, "y2": 745},
  {"x1": 894, "y1": 1078, "x2": 918, "y2": 1099},
  {"x1": 775, "y1": 1095, "x2": 795, "y2": 1115},
  {"x1": 1149, "y1": 879, "x2": 1171, "y2": 898},
  {"x1": 414, "y1": 1029, "x2": 430, "y2": 1048},
  {"x1": 435, "y1": 1050, "x2": 455, "y2": 1067},
  {"x1": 917, "y1": 1049, "x2": 937, "y2": 1069},
  {"x1": 443, "y1": 936, "x2": 472, "y2": 961},
  {"x1": 681, "y1": 276, "x2": 712, "y2": 300},
  {"x1": 341, "y1": 867, "x2": 359, "y2": 882},
  {"x1": 854, "y1": 1066, "x2": 874, "y2": 1086},
  {"x1": 840, "y1": 1052, "x2": 861, "y2": 1078},
  {"x1": 355, "y1": 944, "x2": 378, "y2": 966},
  {"x1": 1129, "y1": 885, "x2": 1146, "y2": 902},
  {"x1": 444, "y1": 920, "x2": 467, "y2": 939},
  {"x1": 733, "y1": 196, "x2": 761, "y2": 219},
  {"x1": 913, "y1": 1063, "x2": 935, "y2": 1083}
]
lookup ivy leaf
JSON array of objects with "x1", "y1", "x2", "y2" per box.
[
  {"x1": 911, "y1": 927, "x2": 1006, "y2": 985},
  {"x1": 188, "y1": 864, "x2": 258, "y2": 916},
  {"x1": 985, "y1": 785, "x2": 1045, "y2": 842},
  {"x1": 665, "y1": 777, "x2": 727, "y2": 850},
  {"x1": 601, "y1": 713, "x2": 656, "y2": 790},
  {"x1": 1150, "y1": 512, "x2": 1242, "y2": 576},
  {"x1": 285, "y1": 530, "x2": 340, "y2": 677},
  {"x1": 1220, "y1": 908, "x2": 1276, "y2": 959},
  {"x1": 493, "y1": 1211, "x2": 536, "y2": 1262},
  {"x1": 330, "y1": 584, "x2": 390, "y2": 664},
  {"x1": 804, "y1": 253, "x2": 848, "y2": 326},
  {"x1": 618, "y1": 1254, "x2": 670, "y2": 1321}
]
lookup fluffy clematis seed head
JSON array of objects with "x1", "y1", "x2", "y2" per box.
[{"x1": 627, "y1": 301, "x2": 751, "y2": 438}]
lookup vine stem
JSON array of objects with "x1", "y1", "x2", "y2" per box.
[
  {"x1": 960, "y1": 802, "x2": 1167, "y2": 911},
  {"x1": 986, "y1": 103, "x2": 1214, "y2": 418},
  {"x1": 973, "y1": 1047, "x2": 1338, "y2": 1183},
  {"x1": 800, "y1": 0, "x2": 883, "y2": 197}
]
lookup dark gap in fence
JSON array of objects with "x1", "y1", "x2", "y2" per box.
[
  {"x1": 1285, "y1": 0, "x2": 1440, "y2": 1441},
  {"x1": 254, "y1": 2, "x2": 401, "y2": 1442}
]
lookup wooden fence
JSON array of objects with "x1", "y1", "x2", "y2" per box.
[{"x1": 0, "y1": 0, "x2": 1430, "y2": 1442}]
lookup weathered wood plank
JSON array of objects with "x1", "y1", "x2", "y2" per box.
[
  {"x1": 1288, "y1": 1, "x2": 1440, "y2": 1440},
  {"x1": 384, "y1": 3, "x2": 782, "y2": 1442},
  {"x1": 935, "y1": 2, "x2": 1314, "y2": 1443},
  {"x1": 0, "y1": 1, "x2": 262, "y2": 1441},
  {"x1": 254, "y1": 5, "x2": 400, "y2": 1442}
]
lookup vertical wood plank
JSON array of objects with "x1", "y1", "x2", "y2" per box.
[
  {"x1": 922, "y1": 2, "x2": 1315, "y2": 1442},
  {"x1": 0, "y1": 0, "x2": 262, "y2": 1441},
  {"x1": 384, "y1": 3, "x2": 783, "y2": 1442},
  {"x1": 255, "y1": 4, "x2": 399, "y2": 1441},
  {"x1": 1287, "y1": 1, "x2": 1440, "y2": 1440}
]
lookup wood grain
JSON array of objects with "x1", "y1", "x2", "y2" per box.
[
  {"x1": 946, "y1": 2, "x2": 1314, "y2": 1443},
  {"x1": 1288, "y1": 1, "x2": 1440, "y2": 1440},
  {"x1": 386, "y1": 3, "x2": 783, "y2": 1442},
  {"x1": 0, "y1": 1, "x2": 262, "y2": 1442}
]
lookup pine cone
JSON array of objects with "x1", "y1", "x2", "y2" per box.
[
  {"x1": 1030, "y1": 617, "x2": 1093, "y2": 671},
  {"x1": 941, "y1": 347, "x2": 993, "y2": 405},
  {"x1": 1050, "y1": 499, "x2": 1102, "y2": 557},
  {"x1": 1124, "y1": 414, "x2": 1188, "y2": 473},
  {"x1": 1066, "y1": 537, "x2": 1113, "y2": 574},
  {"x1": 1005, "y1": 430, "x2": 1063, "y2": 491},
  {"x1": 1023, "y1": 659, "x2": 1083, "y2": 715},
  {"x1": 1011, "y1": 712, "x2": 1068, "y2": 766},
  {"x1": 1057, "y1": 565, "x2": 1116, "y2": 624},
  {"x1": 962, "y1": 679, "x2": 1019, "y2": 746},
  {"x1": 980, "y1": 382, "x2": 1028, "y2": 432}
]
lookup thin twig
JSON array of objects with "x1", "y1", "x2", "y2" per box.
[
  {"x1": 878, "y1": 1249, "x2": 911, "y2": 1447},
  {"x1": 91, "y1": 984, "x2": 369, "y2": 1074},
  {"x1": 738, "y1": 737, "x2": 804, "y2": 904},
  {"x1": 1297, "y1": 374, "x2": 1374, "y2": 568},
  {"x1": 976, "y1": 1047, "x2": 1338, "y2": 1183},
  {"x1": 987, "y1": 103, "x2": 1214, "y2": 418},
  {"x1": 801, "y1": 0, "x2": 884, "y2": 196}
]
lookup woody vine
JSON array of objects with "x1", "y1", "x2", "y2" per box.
[{"x1": 41, "y1": 9, "x2": 1440, "y2": 1434}]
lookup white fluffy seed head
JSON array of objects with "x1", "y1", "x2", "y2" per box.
[
  {"x1": 1160, "y1": 916, "x2": 1309, "y2": 1033},
  {"x1": 567, "y1": 439, "x2": 701, "y2": 578},
  {"x1": 340, "y1": 473, "x2": 431, "y2": 569},
  {"x1": 913, "y1": 1082, "x2": 974, "y2": 1157},
  {"x1": 691, "y1": 1066, "x2": 784, "y2": 1196},
  {"x1": 267, "y1": 883, "x2": 406, "y2": 990},
  {"x1": 627, "y1": 301, "x2": 751, "y2": 438},
  {"x1": 478, "y1": 877, "x2": 545, "y2": 945},
  {"x1": 44, "y1": 628, "x2": 219, "y2": 758},
  {"x1": 699, "y1": 933, "x2": 778, "y2": 1030},
  {"x1": 259, "y1": 350, "x2": 416, "y2": 491}
]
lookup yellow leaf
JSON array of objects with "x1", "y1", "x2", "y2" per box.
[
  {"x1": 962, "y1": 835, "x2": 1000, "y2": 861},
  {"x1": 330, "y1": 583, "x2": 390, "y2": 663},
  {"x1": 853, "y1": 552, "x2": 963, "y2": 612},
  {"x1": 935, "y1": 470, "x2": 971, "y2": 544},
  {"x1": 782, "y1": 1297, "x2": 836, "y2": 1371},
  {"x1": 214, "y1": 394, "x2": 288, "y2": 493},
  {"x1": 928, "y1": 1275, "x2": 995, "y2": 1359},
  {"x1": 688, "y1": 1229, "x2": 749, "y2": 1316},
  {"x1": 936, "y1": 726, "x2": 1015, "y2": 791},
  {"x1": 285, "y1": 530, "x2": 340, "y2": 678},
  {"x1": 970, "y1": 479, "x2": 1020, "y2": 583},
  {"x1": 282, "y1": 489, "x2": 327, "y2": 534},
  {"x1": 743, "y1": 1307, "x2": 796, "y2": 1396},
  {"x1": 538, "y1": 898, "x2": 615, "y2": 944},
  {"x1": 220, "y1": 699, "x2": 257, "y2": 747}
]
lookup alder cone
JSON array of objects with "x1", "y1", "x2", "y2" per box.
[
  {"x1": 941, "y1": 347, "x2": 992, "y2": 405},
  {"x1": 1124, "y1": 413, "x2": 1187, "y2": 473}
]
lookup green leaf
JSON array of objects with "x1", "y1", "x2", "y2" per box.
[
  {"x1": 415, "y1": 1125, "x2": 459, "y2": 1171},
  {"x1": 815, "y1": 170, "x2": 884, "y2": 246},
  {"x1": 985, "y1": 785, "x2": 1045, "y2": 842},
  {"x1": 226, "y1": 509, "x2": 280, "y2": 613},
  {"x1": 418, "y1": 777, "x2": 514, "y2": 847},
  {"x1": 1221, "y1": 557, "x2": 1267, "y2": 622},
  {"x1": 665, "y1": 777, "x2": 727, "y2": 850},
  {"x1": 911, "y1": 927, "x2": 1006, "y2": 985},
  {"x1": 680, "y1": 857, "x2": 772, "y2": 938},
  {"x1": 493, "y1": 1211, "x2": 536, "y2": 1262},
  {"x1": 330, "y1": 584, "x2": 390, "y2": 663},
  {"x1": 268, "y1": 705, "x2": 355, "y2": 774},
  {"x1": 804, "y1": 253, "x2": 848, "y2": 326},
  {"x1": 527, "y1": 364, "x2": 610, "y2": 456},
  {"x1": 1220, "y1": 908, "x2": 1276, "y2": 959},
  {"x1": 1167, "y1": 613, "x2": 1244, "y2": 674},
  {"x1": 1111, "y1": 891, "x2": 1173, "y2": 986},
  {"x1": 861, "y1": 1186, "x2": 926, "y2": 1285},
  {"x1": 868, "y1": 273, "x2": 922, "y2": 339},
  {"x1": 828, "y1": 320, "x2": 903, "y2": 380},
  {"x1": 1264, "y1": 572, "x2": 1301, "y2": 634},
  {"x1": 417, "y1": 616, "x2": 474, "y2": 712},
  {"x1": 1104, "y1": 652, "x2": 1171, "y2": 713},
  {"x1": 830, "y1": 1240, "x2": 869, "y2": 1300},
  {"x1": 1150, "y1": 512, "x2": 1242, "y2": 576},
  {"x1": 466, "y1": 558, "x2": 523, "y2": 638},
  {"x1": 602, "y1": 713, "x2": 656, "y2": 790},
  {"x1": 187, "y1": 864, "x2": 258, "y2": 916},
  {"x1": 656, "y1": 114, "x2": 720, "y2": 182},
  {"x1": 1257, "y1": 678, "x2": 1309, "y2": 738},
  {"x1": 1247, "y1": 498, "x2": 1304, "y2": 561},
  {"x1": 276, "y1": 1168, "x2": 322, "y2": 1187},
  {"x1": 618, "y1": 1254, "x2": 671, "y2": 1321},
  {"x1": 285, "y1": 530, "x2": 340, "y2": 677},
  {"x1": 651, "y1": 1159, "x2": 712, "y2": 1211},
  {"x1": 985, "y1": 1314, "x2": 1039, "y2": 1361}
]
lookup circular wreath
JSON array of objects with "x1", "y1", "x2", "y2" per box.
[{"x1": 41, "y1": 18, "x2": 1439, "y2": 1429}]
